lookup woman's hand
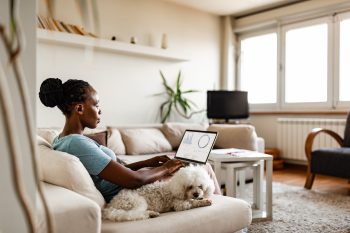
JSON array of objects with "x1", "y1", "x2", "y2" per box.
[
  {"x1": 146, "y1": 155, "x2": 171, "y2": 167},
  {"x1": 162, "y1": 159, "x2": 184, "y2": 175}
]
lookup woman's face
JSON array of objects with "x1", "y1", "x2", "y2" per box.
[{"x1": 80, "y1": 88, "x2": 101, "y2": 129}]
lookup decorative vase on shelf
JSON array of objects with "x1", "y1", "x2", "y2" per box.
[
  {"x1": 130, "y1": 36, "x2": 137, "y2": 44},
  {"x1": 161, "y1": 33, "x2": 168, "y2": 49}
]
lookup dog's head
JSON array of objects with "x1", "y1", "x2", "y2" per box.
[{"x1": 168, "y1": 165, "x2": 215, "y2": 200}]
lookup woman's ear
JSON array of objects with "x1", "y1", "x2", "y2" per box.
[{"x1": 75, "y1": 104, "x2": 84, "y2": 114}]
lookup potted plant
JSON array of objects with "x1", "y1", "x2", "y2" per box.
[{"x1": 156, "y1": 70, "x2": 204, "y2": 123}]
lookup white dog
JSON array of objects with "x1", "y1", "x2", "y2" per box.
[{"x1": 102, "y1": 165, "x2": 215, "y2": 222}]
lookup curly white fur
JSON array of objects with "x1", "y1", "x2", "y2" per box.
[{"x1": 102, "y1": 166, "x2": 215, "y2": 222}]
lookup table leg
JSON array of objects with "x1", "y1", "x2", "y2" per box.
[
  {"x1": 266, "y1": 159, "x2": 273, "y2": 220},
  {"x1": 252, "y1": 163, "x2": 262, "y2": 210},
  {"x1": 226, "y1": 165, "x2": 236, "y2": 197},
  {"x1": 238, "y1": 169, "x2": 246, "y2": 197},
  {"x1": 213, "y1": 161, "x2": 222, "y2": 184}
]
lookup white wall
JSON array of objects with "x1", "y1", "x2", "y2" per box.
[
  {"x1": 37, "y1": 0, "x2": 222, "y2": 127},
  {"x1": 0, "y1": 0, "x2": 37, "y2": 232}
]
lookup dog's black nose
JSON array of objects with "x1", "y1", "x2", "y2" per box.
[{"x1": 193, "y1": 192, "x2": 199, "y2": 198}]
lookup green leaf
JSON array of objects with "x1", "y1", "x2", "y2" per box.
[
  {"x1": 160, "y1": 100, "x2": 170, "y2": 118},
  {"x1": 187, "y1": 99, "x2": 198, "y2": 108},
  {"x1": 161, "y1": 101, "x2": 173, "y2": 123},
  {"x1": 160, "y1": 70, "x2": 174, "y2": 96},
  {"x1": 182, "y1": 89, "x2": 199, "y2": 94},
  {"x1": 176, "y1": 70, "x2": 182, "y2": 93},
  {"x1": 152, "y1": 92, "x2": 166, "y2": 96},
  {"x1": 177, "y1": 99, "x2": 189, "y2": 114}
]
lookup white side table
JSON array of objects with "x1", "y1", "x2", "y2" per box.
[{"x1": 208, "y1": 149, "x2": 273, "y2": 221}]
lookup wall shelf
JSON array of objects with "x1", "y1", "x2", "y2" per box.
[{"x1": 37, "y1": 29, "x2": 189, "y2": 62}]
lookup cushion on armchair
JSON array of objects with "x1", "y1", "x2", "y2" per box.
[
  {"x1": 37, "y1": 136, "x2": 105, "y2": 208},
  {"x1": 311, "y1": 148, "x2": 350, "y2": 179},
  {"x1": 208, "y1": 124, "x2": 258, "y2": 151}
]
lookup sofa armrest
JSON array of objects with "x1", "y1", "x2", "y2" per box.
[
  {"x1": 37, "y1": 183, "x2": 101, "y2": 233},
  {"x1": 257, "y1": 137, "x2": 265, "y2": 153}
]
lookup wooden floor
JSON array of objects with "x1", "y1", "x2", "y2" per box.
[{"x1": 272, "y1": 164, "x2": 350, "y2": 196}]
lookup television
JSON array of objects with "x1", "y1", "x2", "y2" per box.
[{"x1": 207, "y1": 90, "x2": 249, "y2": 123}]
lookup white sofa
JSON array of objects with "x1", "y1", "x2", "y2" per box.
[{"x1": 37, "y1": 122, "x2": 264, "y2": 233}]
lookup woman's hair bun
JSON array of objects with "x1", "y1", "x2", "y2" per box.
[{"x1": 39, "y1": 78, "x2": 64, "y2": 107}]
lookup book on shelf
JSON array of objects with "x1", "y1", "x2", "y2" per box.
[
  {"x1": 73, "y1": 25, "x2": 87, "y2": 36},
  {"x1": 67, "y1": 24, "x2": 82, "y2": 35},
  {"x1": 39, "y1": 16, "x2": 50, "y2": 30},
  {"x1": 37, "y1": 16, "x2": 99, "y2": 39},
  {"x1": 37, "y1": 16, "x2": 44, "y2": 29},
  {"x1": 52, "y1": 19, "x2": 65, "y2": 32},
  {"x1": 48, "y1": 17, "x2": 60, "y2": 31},
  {"x1": 59, "y1": 21, "x2": 73, "y2": 33}
]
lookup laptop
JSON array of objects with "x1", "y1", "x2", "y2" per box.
[{"x1": 174, "y1": 130, "x2": 218, "y2": 165}]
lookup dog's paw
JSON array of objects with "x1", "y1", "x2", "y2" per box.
[
  {"x1": 147, "y1": 210, "x2": 160, "y2": 218},
  {"x1": 199, "y1": 199, "x2": 212, "y2": 206}
]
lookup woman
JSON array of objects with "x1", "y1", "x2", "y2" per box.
[{"x1": 39, "y1": 78, "x2": 184, "y2": 203}]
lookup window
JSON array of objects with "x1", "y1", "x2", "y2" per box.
[
  {"x1": 339, "y1": 17, "x2": 350, "y2": 101},
  {"x1": 240, "y1": 33, "x2": 277, "y2": 104},
  {"x1": 284, "y1": 23, "x2": 328, "y2": 103},
  {"x1": 237, "y1": 15, "x2": 350, "y2": 111}
]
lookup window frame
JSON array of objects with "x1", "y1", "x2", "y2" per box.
[
  {"x1": 280, "y1": 16, "x2": 333, "y2": 110},
  {"x1": 237, "y1": 28, "x2": 280, "y2": 111},
  {"x1": 236, "y1": 13, "x2": 350, "y2": 113},
  {"x1": 334, "y1": 11, "x2": 350, "y2": 109}
]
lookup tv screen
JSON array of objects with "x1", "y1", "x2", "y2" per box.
[{"x1": 207, "y1": 90, "x2": 249, "y2": 121}]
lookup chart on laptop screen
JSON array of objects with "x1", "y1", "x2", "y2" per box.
[{"x1": 175, "y1": 130, "x2": 217, "y2": 163}]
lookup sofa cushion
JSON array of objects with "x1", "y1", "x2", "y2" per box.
[
  {"x1": 101, "y1": 195, "x2": 252, "y2": 233},
  {"x1": 120, "y1": 128, "x2": 172, "y2": 155},
  {"x1": 37, "y1": 136, "x2": 105, "y2": 208},
  {"x1": 208, "y1": 124, "x2": 258, "y2": 151},
  {"x1": 107, "y1": 127, "x2": 126, "y2": 155},
  {"x1": 161, "y1": 122, "x2": 208, "y2": 149}
]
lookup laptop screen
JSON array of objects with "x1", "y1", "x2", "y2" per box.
[{"x1": 175, "y1": 130, "x2": 218, "y2": 164}]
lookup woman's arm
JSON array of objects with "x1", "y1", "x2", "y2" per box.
[
  {"x1": 125, "y1": 155, "x2": 171, "y2": 170},
  {"x1": 98, "y1": 159, "x2": 183, "y2": 189}
]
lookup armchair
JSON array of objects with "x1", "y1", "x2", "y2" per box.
[{"x1": 304, "y1": 113, "x2": 350, "y2": 189}]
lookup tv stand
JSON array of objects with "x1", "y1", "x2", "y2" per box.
[
  {"x1": 225, "y1": 119, "x2": 241, "y2": 124},
  {"x1": 210, "y1": 119, "x2": 250, "y2": 125}
]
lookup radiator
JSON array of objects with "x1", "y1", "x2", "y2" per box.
[{"x1": 277, "y1": 118, "x2": 346, "y2": 164}]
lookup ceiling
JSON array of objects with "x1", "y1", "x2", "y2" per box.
[{"x1": 158, "y1": 0, "x2": 307, "y2": 16}]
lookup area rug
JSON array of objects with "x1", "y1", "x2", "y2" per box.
[{"x1": 244, "y1": 182, "x2": 350, "y2": 233}]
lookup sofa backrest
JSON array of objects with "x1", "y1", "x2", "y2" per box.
[{"x1": 208, "y1": 124, "x2": 258, "y2": 151}]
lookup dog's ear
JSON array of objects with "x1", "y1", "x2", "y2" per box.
[
  {"x1": 168, "y1": 173, "x2": 187, "y2": 200},
  {"x1": 203, "y1": 178, "x2": 215, "y2": 197}
]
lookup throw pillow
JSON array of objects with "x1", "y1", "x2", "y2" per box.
[
  {"x1": 207, "y1": 124, "x2": 258, "y2": 151},
  {"x1": 120, "y1": 128, "x2": 172, "y2": 155},
  {"x1": 37, "y1": 138, "x2": 105, "y2": 208},
  {"x1": 107, "y1": 127, "x2": 126, "y2": 155},
  {"x1": 84, "y1": 131, "x2": 108, "y2": 147},
  {"x1": 37, "y1": 128, "x2": 60, "y2": 145},
  {"x1": 161, "y1": 122, "x2": 208, "y2": 149}
]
